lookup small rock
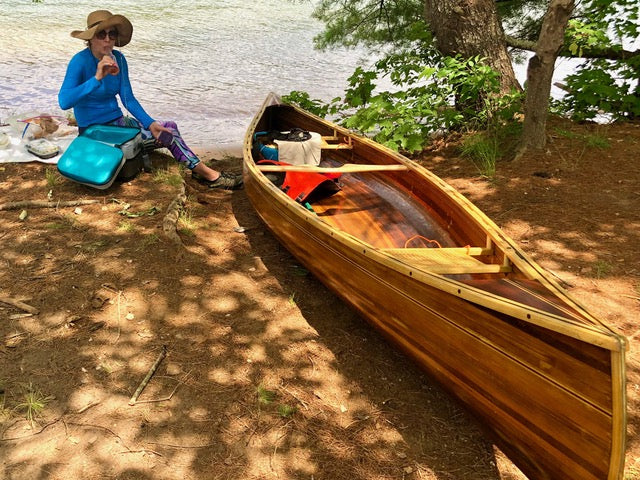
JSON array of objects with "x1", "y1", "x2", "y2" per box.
[{"x1": 5, "y1": 334, "x2": 25, "y2": 348}]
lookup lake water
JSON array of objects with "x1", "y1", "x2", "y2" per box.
[
  {"x1": 2, "y1": 1, "x2": 605, "y2": 151},
  {"x1": 0, "y1": 0, "x2": 368, "y2": 149}
]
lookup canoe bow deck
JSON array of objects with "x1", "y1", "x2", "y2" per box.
[{"x1": 243, "y1": 94, "x2": 627, "y2": 480}]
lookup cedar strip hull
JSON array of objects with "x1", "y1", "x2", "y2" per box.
[{"x1": 243, "y1": 94, "x2": 627, "y2": 480}]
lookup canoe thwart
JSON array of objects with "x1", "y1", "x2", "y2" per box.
[
  {"x1": 382, "y1": 247, "x2": 512, "y2": 274},
  {"x1": 321, "y1": 135, "x2": 352, "y2": 150}
]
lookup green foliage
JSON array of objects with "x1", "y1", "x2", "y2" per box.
[
  {"x1": 117, "y1": 203, "x2": 160, "y2": 218},
  {"x1": 553, "y1": 65, "x2": 640, "y2": 121},
  {"x1": 552, "y1": 127, "x2": 610, "y2": 149},
  {"x1": 585, "y1": 134, "x2": 610, "y2": 149},
  {"x1": 277, "y1": 404, "x2": 297, "y2": 418},
  {"x1": 257, "y1": 385, "x2": 277, "y2": 405},
  {"x1": 153, "y1": 169, "x2": 183, "y2": 187},
  {"x1": 592, "y1": 260, "x2": 613, "y2": 279},
  {"x1": 565, "y1": 20, "x2": 610, "y2": 58},
  {"x1": 581, "y1": 0, "x2": 640, "y2": 40},
  {"x1": 459, "y1": 121, "x2": 523, "y2": 178},
  {"x1": 45, "y1": 168, "x2": 59, "y2": 188},
  {"x1": 281, "y1": 91, "x2": 337, "y2": 118},
  {"x1": 178, "y1": 209, "x2": 196, "y2": 237},
  {"x1": 118, "y1": 220, "x2": 135, "y2": 232},
  {"x1": 288, "y1": 292, "x2": 297, "y2": 306},
  {"x1": 554, "y1": 1, "x2": 640, "y2": 121},
  {"x1": 255, "y1": 385, "x2": 297, "y2": 419},
  {"x1": 547, "y1": 1, "x2": 640, "y2": 121},
  {"x1": 286, "y1": 53, "x2": 523, "y2": 153},
  {"x1": 139, "y1": 233, "x2": 160, "y2": 250},
  {"x1": 312, "y1": 0, "x2": 425, "y2": 50},
  {"x1": 498, "y1": 0, "x2": 548, "y2": 42},
  {"x1": 15, "y1": 383, "x2": 53, "y2": 427},
  {"x1": 311, "y1": 0, "x2": 639, "y2": 129},
  {"x1": 460, "y1": 133, "x2": 499, "y2": 178}
]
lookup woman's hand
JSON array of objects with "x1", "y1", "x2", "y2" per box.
[
  {"x1": 149, "y1": 121, "x2": 171, "y2": 141},
  {"x1": 95, "y1": 54, "x2": 119, "y2": 81}
]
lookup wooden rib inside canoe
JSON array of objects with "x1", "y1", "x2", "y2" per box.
[{"x1": 242, "y1": 93, "x2": 627, "y2": 480}]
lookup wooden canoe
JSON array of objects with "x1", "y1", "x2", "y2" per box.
[{"x1": 242, "y1": 93, "x2": 627, "y2": 480}]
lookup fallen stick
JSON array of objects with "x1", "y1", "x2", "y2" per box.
[
  {"x1": 120, "y1": 448, "x2": 163, "y2": 457},
  {"x1": 67, "y1": 422, "x2": 132, "y2": 452},
  {"x1": 129, "y1": 345, "x2": 167, "y2": 406},
  {"x1": 0, "y1": 418, "x2": 62, "y2": 442},
  {"x1": 621, "y1": 294, "x2": 640, "y2": 301},
  {"x1": 76, "y1": 401, "x2": 101, "y2": 414},
  {"x1": 130, "y1": 374, "x2": 185, "y2": 405},
  {"x1": 145, "y1": 440, "x2": 218, "y2": 449},
  {"x1": 0, "y1": 200, "x2": 100, "y2": 211},
  {"x1": 0, "y1": 296, "x2": 39, "y2": 315}
]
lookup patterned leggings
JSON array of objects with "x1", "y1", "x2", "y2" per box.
[{"x1": 108, "y1": 116, "x2": 201, "y2": 170}]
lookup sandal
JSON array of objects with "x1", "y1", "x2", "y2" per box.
[{"x1": 192, "y1": 171, "x2": 243, "y2": 190}]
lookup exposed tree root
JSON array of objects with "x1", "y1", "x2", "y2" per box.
[
  {"x1": 0, "y1": 200, "x2": 100, "y2": 211},
  {"x1": 162, "y1": 181, "x2": 186, "y2": 246}
]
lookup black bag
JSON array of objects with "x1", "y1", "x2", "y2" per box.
[{"x1": 273, "y1": 128, "x2": 312, "y2": 142}]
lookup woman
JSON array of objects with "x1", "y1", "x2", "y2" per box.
[{"x1": 59, "y1": 10, "x2": 242, "y2": 189}]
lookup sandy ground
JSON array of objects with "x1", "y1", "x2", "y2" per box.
[{"x1": 0, "y1": 117, "x2": 638, "y2": 479}]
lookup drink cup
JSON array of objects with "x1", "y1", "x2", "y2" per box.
[{"x1": 108, "y1": 51, "x2": 119, "y2": 76}]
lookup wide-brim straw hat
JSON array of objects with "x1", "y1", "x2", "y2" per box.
[{"x1": 70, "y1": 10, "x2": 133, "y2": 47}]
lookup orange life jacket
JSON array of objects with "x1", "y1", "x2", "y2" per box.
[{"x1": 257, "y1": 160, "x2": 341, "y2": 203}]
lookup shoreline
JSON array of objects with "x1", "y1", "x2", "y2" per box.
[{"x1": 193, "y1": 142, "x2": 243, "y2": 160}]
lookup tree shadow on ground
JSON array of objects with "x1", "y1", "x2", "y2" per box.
[
  {"x1": 0, "y1": 157, "x2": 509, "y2": 480},
  {"x1": 3, "y1": 119, "x2": 638, "y2": 480}
]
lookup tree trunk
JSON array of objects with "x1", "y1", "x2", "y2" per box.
[
  {"x1": 423, "y1": 0, "x2": 520, "y2": 94},
  {"x1": 521, "y1": 0, "x2": 575, "y2": 151}
]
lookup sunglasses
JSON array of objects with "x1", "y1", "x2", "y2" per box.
[{"x1": 95, "y1": 29, "x2": 118, "y2": 40}]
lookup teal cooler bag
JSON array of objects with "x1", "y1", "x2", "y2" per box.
[{"x1": 57, "y1": 125, "x2": 143, "y2": 189}]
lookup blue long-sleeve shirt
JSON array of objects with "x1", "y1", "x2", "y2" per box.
[{"x1": 58, "y1": 48, "x2": 154, "y2": 129}]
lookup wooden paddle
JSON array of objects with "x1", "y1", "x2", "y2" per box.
[{"x1": 256, "y1": 163, "x2": 410, "y2": 173}]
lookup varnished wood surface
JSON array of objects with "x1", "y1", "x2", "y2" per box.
[
  {"x1": 312, "y1": 172, "x2": 458, "y2": 249},
  {"x1": 256, "y1": 163, "x2": 408, "y2": 173},
  {"x1": 242, "y1": 95, "x2": 628, "y2": 480}
]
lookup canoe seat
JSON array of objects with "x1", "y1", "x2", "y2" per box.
[
  {"x1": 382, "y1": 247, "x2": 511, "y2": 275},
  {"x1": 321, "y1": 136, "x2": 352, "y2": 150}
]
